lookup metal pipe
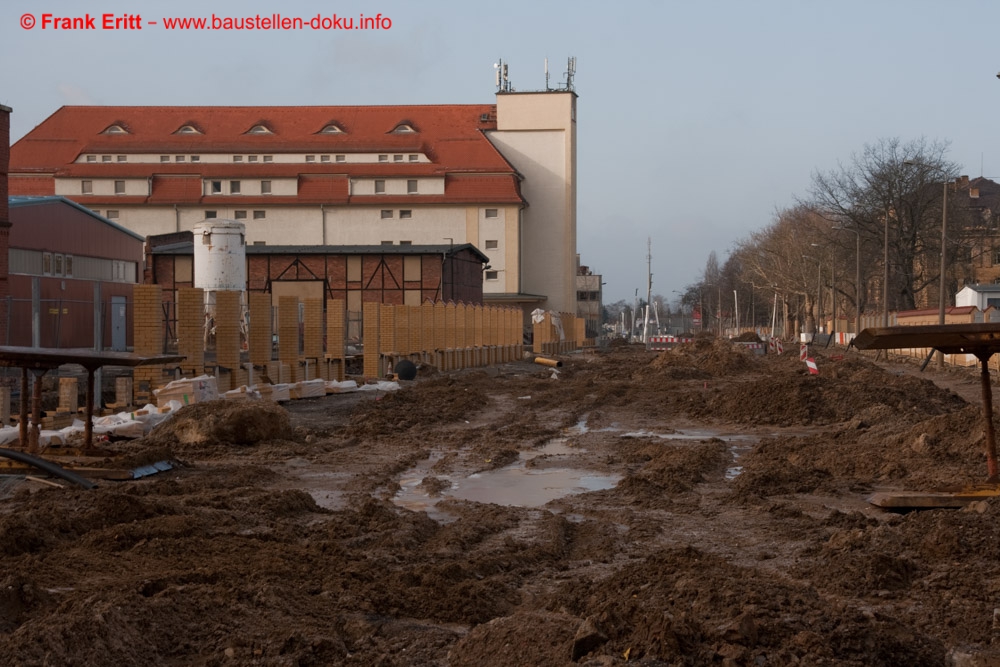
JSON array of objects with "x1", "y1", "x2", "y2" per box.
[
  {"x1": 532, "y1": 356, "x2": 562, "y2": 368},
  {"x1": 979, "y1": 354, "x2": 999, "y2": 479},
  {"x1": 0, "y1": 448, "x2": 96, "y2": 490}
]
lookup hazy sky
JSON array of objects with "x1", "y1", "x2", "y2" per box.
[{"x1": 4, "y1": 0, "x2": 1000, "y2": 304}]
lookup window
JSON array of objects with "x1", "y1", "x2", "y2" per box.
[
  {"x1": 116, "y1": 155, "x2": 127, "y2": 162},
  {"x1": 64, "y1": 255, "x2": 73, "y2": 277},
  {"x1": 114, "y1": 180, "x2": 125, "y2": 194},
  {"x1": 176, "y1": 125, "x2": 201, "y2": 134},
  {"x1": 253, "y1": 210, "x2": 266, "y2": 219},
  {"x1": 335, "y1": 155, "x2": 345, "y2": 163},
  {"x1": 408, "y1": 155, "x2": 418, "y2": 162},
  {"x1": 42, "y1": 253, "x2": 52, "y2": 275},
  {"x1": 160, "y1": 155, "x2": 170, "y2": 163},
  {"x1": 993, "y1": 248, "x2": 1000, "y2": 266},
  {"x1": 54, "y1": 254, "x2": 64, "y2": 276},
  {"x1": 374, "y1": 179, "x2": 386, "y2": 194},
  {"x1": 86, "y1": 155, "x2": 96, "y2": 163},
  {"x1": 407, "y1": 180, "x2": 418, "y2": 194},
  {"x1": 381, "y1": 210, "x2": 393, "y2": 219},
  {"x1": 394, "y1": 154, "x2": 403, "y2": 162},
  {"x1": 81, "y1": 180, "x2": 93, "y2": 194},
  {"x1": 485, "y1": 271, "x2": 499, "y2": 281},
  {"x1": 381, "y1": 241, "x2": 394, "y2": 245},
  {"x1": 210, "y1": 181, "x2": 222, "y2": 194},
  {"x1": 247, "y1": 125, "x2": 272, "y2": 135},
  {"x1": 319, "y1": 123, "x2": 343, "y2": 134},
  {"x1": 261, "y1": 180, "x2": 272, "y2": 195},
  {"x1": 103, "y1": 124, "x2": 128, "y2": 134},
  {"x1": 191, "y1": 155, "x2": 201, "y2": 162},
  {"x1": 230, "y1": 181, "x2": 241, "y2": 194},
  {"x1": 102, "y1": 155, "x2": 112, "y2": 163},
  {"x1": 321, "y1": 155, "x2": 331, "y2": 163},
  {"x1": 484, "y1": 239, "x2": 498, "y2": 249},
  {"x1": 233, "y1": 155, "x2": 243, "y2": 162},
  {"x1": 234, "y1": 210, "x2": 248, "y2": 219},
  {"x1": 391, "y1": 124, "x2": 416, "y2": 134},
  {"x1": 578, "y1": 291, "x2": 588, "y2": 302},
  {"x1": 263, "y1": 155, "x2": 273, "y2": 163},
  {"x1": 589, "y1": 291, "x2": 600, "y2": 301},
  {"x1": 106, "y1": 210, "x2": 119, "y2": 219},
  {"x1": 485, "y1": 208, "x2": 498, "y2": 218},
  {"x1": 175, "y1": 155, "x2": 185, "y2": 162},
  {"x1": 305, "y1": 155, "x2": 316, "y2": 163},
  {"x1": 399, "y1": 210, "x2": 412, "y2": 219},
  {"x1": 399, "y1": 240, "x2": 412, "y2": 245},
  {"x1": 248, "y1": 155, "x2": 258, "y2": 163},
  {"x1": 378, "y1": 154, "x2": 388, "y2": 162},
  {"x1": 253, "y1": 241, "x2": 267, "y2": 246},
  {"x1": 205, "y1": 210, "x2": 217, "y2": 219}
]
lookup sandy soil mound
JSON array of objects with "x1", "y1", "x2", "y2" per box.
[
  {"x1": 651, "y1": 337, "x2": 759, "y2": 377},
  {"x1": 142, "y1": 399, "x2": 292, "y2": 452}
]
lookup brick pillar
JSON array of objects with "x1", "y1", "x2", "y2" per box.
[
  {"x1": 434, "y1": 301, "x2": 446, "y2": 369},
  {"x1": 445, "y1": 302, "x2": 456, "y2": 370},
  {"x1": 395, "y1": 304, "x2": 409, "y2": 357},
  {"x1": 456, "y1": 303, "x2": 467, "y2": 369},
  {"x1": 215, "y1": 290, "x2": 242, "y2": 390},
  {"x1": 408, "y1": 305, "x2": 421, "y2": 361},
  {"x1": 302, "y1": 298, "x2": 322, "y2": 380},
  {"x1": 115, "y1": 377, "x2": 132, "y2": 407},
  {"x1": 177, "y1": 287, "x2": 205, "y2": 376},
  {"x1": 58, "y1": 378, "x2": 78, "y2": 414},
  {"x1": 132, "y1": 284, "x2": 164, "y2": 403},
  {"x1": 278, "y1": 295, "x2": 299, "y2": 383},
  {"x1": 474, "y1": 305, "x2": 484, "y2": 366},
  {"x1": 326, "y1": 298, "x2": 345, "y2": 381},
  {"x1": 421, "y1": 300, "x2": 435, "y2": 361},
  {"x1": 248, "y1": 292, "x2": 272, "y2": 367},
  {"x1": 363, "y1": 302, "x2": 380, "y2": 378},
  {"x1": 380, "y1": 303, "x2": 397, "y2": 355}
]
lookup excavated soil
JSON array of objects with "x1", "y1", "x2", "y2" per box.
[{"x1": 3, "y1": 339, "x2": 1000, "y2": 665}]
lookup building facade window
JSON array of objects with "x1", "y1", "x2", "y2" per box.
[
  {"x1": 394, "y1": 154, "x2": 403, "y2": 162},
  {"x1": 261, "y1": 180, "x2": 272, "y2": 195},
  {"x1": 102, "y1": 155, "x2": 112, "y2": 163},
  {"x1": 485, "y1": 208, "x2": 498, "y2": 218},
  {"x1": 248, "y1": 155, "x2": 258, "y2": 163},
  {"x1": 485, "y1": 271, "x2": 499, "y2": 280},
  {"x1": 175, "y1": 155, "x2": 185, "y2": 162},
  {"x1": 321, "y1": 155, "x2": 331, "y2": 163},
  {"x1": 380, "y1": 210, "x2": 393, "y2": 219},
  {"x1": 399, "y1": 240, "x2": 412, "y2": 245},
  {"x1": 86, "y1": 155, "x2": 97, "y2": 162},
  {"x1": 263, "y1": 155, "x2": 273, "y2": 163},
  {"x1": 106, "y1": 210, "x2": 119, "y2": 219},
  {"x1": 116, "y1": 155, "x2": 127, "y2": 162},
  {"x1": 407, "y1": 180, "x2": 418, "y2": 194},
  {"x1": 211, "y1": 181, "x2": 222, "y2": 194},
  {"x1": 234, "y1": 210, "x2": 247, "y2": 219},
  {"x1": 253, "y1": 210, "x2": 266, "y2": 219},
  {"x1": 160, "y1": 155, "x2": 170, "y2": 162},
  {"x1": 233, "y1": 155, "x2": 243, "y2": 162},
  {"x1": 230, "y1": 181, "x2": 241, "y2": 194},
  {"x1": 484, "y1": 239, "x2": 498, "y2": 249},
  {"x1": 191, "y1": 156, "x2": 200, "y2": 162},
  {"x1": 305, "y1": 155, "x2": 316, "y2": 163},
  {"x1": 399, "y1": 210, "x2": 412, "y2": 219},
  {"x1": 408, "y1": 154, "x2": 418, "y2": 162},
  {"x1": 42, "y1": 253, "x2": 52, "y2": 275},
  {"x1": 378, "y1": 154, "x2": 388, "y2": 162},
  {"x1": 64, "y1": 255, "x2": 73, "y2": 277},
  {"x1": 205, "y1": 210, "x2": 217, "y2": 219},
  {"x1": 114, "y1": 180, "x2": 125, "y2": 194},
  {"x1": 81, "y1": 180, "x2": 93, "y2": 194},
  {"x1": 54, "y1": 254, "x2": 64, "y2": 276},
  {"x1": 335, "y1": 155, "x2": 345, "y2": 162},
  {"x1": 374, "y1": 179, "x2": 386, "y2": 194}
]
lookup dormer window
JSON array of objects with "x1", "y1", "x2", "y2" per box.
[
  {"x1": 319, "y1": 123, "x2": 345, "y2": 134},
  {"x1": 247, "y1": 124, "x2": 273, "y2": 135},
  {"x1": 391, "y1": 123, "x2": 416, "y2": 134},
  {"x1": 102, "y1": 124, "x2": 129, "y2": 135},
  {"x1": 175, "y1": 124, "x2": 202, "y2": 135}
]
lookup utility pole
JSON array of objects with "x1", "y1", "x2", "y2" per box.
[{"x1": 642, "y1": 238, "x2": 652, "y2": 343}]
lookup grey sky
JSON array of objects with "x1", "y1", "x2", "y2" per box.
[{"x1": 4, "y1": 0, "x2": 999, "y2": 304}]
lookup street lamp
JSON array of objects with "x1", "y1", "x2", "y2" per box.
[
  {"x1": 834, "y1": 225, "x2": 861, "y2": 340},
  {"x1": 904, "y1": 160, "x2": 949, "y2": 367},
  {"x1": 803, "y1": 255, "x2": 821, "y2": 336}
]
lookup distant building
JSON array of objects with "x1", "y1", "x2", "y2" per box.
[
  {"x1": 575, "y1": 258, "x2": 602, "y2": 339},
  {"x1": 7, "y1": 196, "x2": 144, "y2": 348},
  {"x1": 10, "y1": 90, "x2": 580, "y2": 318},
  {"x1": 955, "y1": 283, "x2": 1000, "y2": 310}
]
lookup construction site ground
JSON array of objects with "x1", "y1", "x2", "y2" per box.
[{"x1": 3, "y1": 337, "x2": 1000, "y2": 666}]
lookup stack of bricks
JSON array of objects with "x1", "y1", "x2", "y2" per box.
[
  {"x1": 278, "y1": 296, "x2": 300, "y2": 383},
  {"x1": 248, "y1": 292, "x2": 272, "y2": 373},
  {"x1": 302, "y1": 298, "x2": 323, "y2": 380},
  {"x1": 325, "y1": 299, "x2": 345, "y2": 381},
  {"x1": 215, "y1": 291, "x2": 242, "y2": 391},
  {"x1": 177, "y1": 287, "x2": 205, "y2": 377},
  {"x1": 132, "y1": 284, "x2": 164, "y2": 404},
  {"x1": 362, "y1": 302, "x2": 380, "y2": 378},
  {"x1": 0, "y1": 386, "x2": 9, "y2": 426},
  {"x1": 114, "y1": 377, "x2": 132, "y2": 410},
  {"x1": 52, "y1": 377, "x2": 77, "y2": 428}
]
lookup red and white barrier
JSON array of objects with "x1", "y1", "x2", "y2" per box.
[
  {"x1": 805, "y1": 357, "x2": 819, "y2": 375},
  {"x1": 647, "y1": 336, "x2": 694, "y2": 351}
]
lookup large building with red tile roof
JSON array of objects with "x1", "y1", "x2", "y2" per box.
[{"x1": 9, "y1": 91, "x2": 579, "y2": 317}]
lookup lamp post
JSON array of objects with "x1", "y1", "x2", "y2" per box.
[
  {"x1": 803, "y1": 255, "x2": 821, "y2": 336},
  {"x1": 834, "y1": 225, "x2": 861, "y2": 339}
]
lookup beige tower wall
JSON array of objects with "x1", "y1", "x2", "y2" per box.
[{"x1": 490, "y1": 92, "x2": 577, "y2": 313}]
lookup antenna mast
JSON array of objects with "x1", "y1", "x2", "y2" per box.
[{"x1": 494, "y1": 58, "x2": 513, "y2": 93}]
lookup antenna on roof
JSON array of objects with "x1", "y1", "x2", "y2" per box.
[
  {"x1": 494, "y1": 58, "x2": 513, "y2": 93},
  {"x1": 563, "y1": 56, "x2": 577, "y2": 92},
  {"x1": 545, "y1": 58, "x2": 550, "y2": 91}
]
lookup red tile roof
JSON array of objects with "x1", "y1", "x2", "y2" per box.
[{"x1": 11, "y1": 105, "x2": 525, "y2": 207}]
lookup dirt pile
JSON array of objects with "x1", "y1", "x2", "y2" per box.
[
  {"x1": 651, "y1": 336, "x2": 759, "y2": 377},
  {"x1": 141, "y1": 399, "x2": 293, "y2": 454}
]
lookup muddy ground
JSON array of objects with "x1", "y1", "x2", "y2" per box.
[{"x1": 3, "y1": 337, "x2": 1000, "y2": 666}]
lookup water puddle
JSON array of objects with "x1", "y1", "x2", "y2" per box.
[{"x1": 620, "y1": 428, "x2": 759, "y2": 442}]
